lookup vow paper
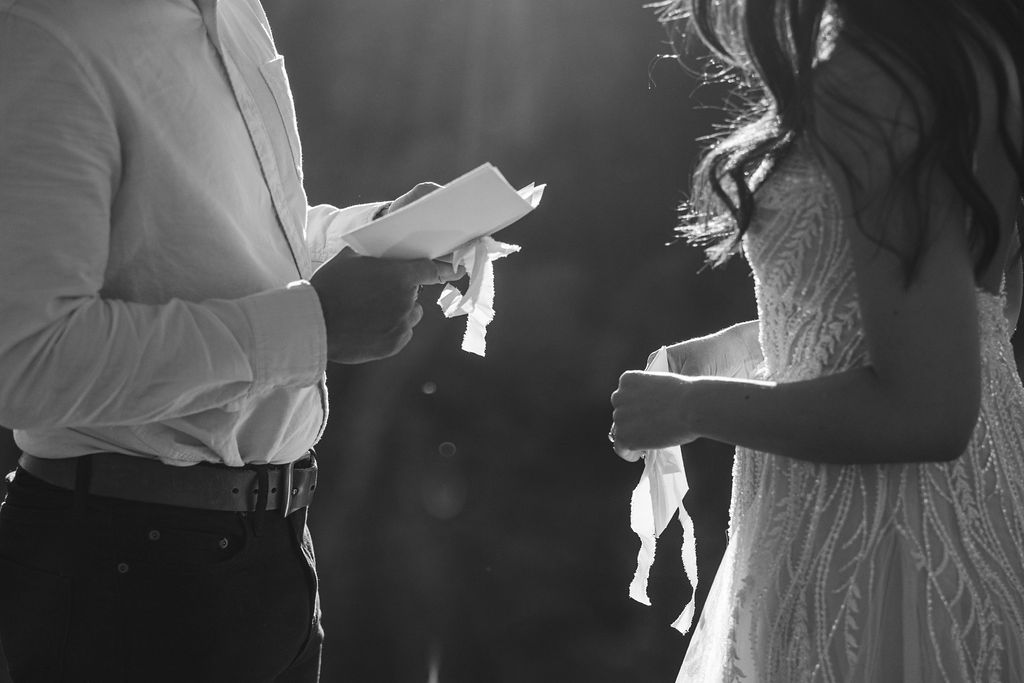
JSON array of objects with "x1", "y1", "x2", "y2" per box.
[
  {"x1": 627, "y1": 347, "x2": 699, "y2": 634},
  {"x1": 342, "y1": 163, "x2": 544, "y2": 260},
  {"x1": 342, "y1": 164, "x2": 544, "y2": 356}
]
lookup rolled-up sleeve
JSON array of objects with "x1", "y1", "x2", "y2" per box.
[{"x1": 0, "y1": 13, "x2": 325, "y2": 430}]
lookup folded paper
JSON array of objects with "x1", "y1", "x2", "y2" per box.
[
  {"x1": 342, "y1": 163, "x2": 544, "y2": 260},
  {"x1": 627, "y1": 347, "x2": 699, "y2": 634}
]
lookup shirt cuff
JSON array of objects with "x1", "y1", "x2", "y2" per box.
[
  {"x1": 236, "y1": 282, "x2": 327, "y2": 390},
  {"x1": 307, "y1": 202, "x2": 388, "y2": 268}
]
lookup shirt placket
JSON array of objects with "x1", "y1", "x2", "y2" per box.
[{"x1": 190, "y1": 0, "x2": 312, "y2": 279}]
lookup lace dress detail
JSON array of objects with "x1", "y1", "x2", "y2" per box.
[{"x1": 677, "y1": 146, "x2": 1024, "y2": 682}]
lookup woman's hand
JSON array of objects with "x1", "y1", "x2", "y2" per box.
[
  {"x1": 610, "y1": 370, "x2": 700, "y2": 460},
  {"x1": 609, "y1": 321, "x2": 758, "y2": 462},
  {"x1": 660, "y1": 320, "x2": 762, "y2": 379}
]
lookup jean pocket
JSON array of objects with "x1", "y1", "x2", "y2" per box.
[
  {"x1": 129, "y1": 515, "x2": 251, "y2": 576},
  {"x1": 0, "y1": 555, "x2": 72, "y2": 680},
  {"x1": 258, "y1": 55, "x2": 303, "y2": 178}
]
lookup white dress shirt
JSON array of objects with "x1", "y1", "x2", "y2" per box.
[{"x1": 0, "y1": 0, "x2": 379, "y2": 465}]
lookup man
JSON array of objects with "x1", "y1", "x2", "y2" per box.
[{"x1": 0, "y1": 0, "x2": 458, "y2": 680}]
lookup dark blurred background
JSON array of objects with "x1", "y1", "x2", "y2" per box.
[{"x1": 1, "y1": 1, "x2": 799, "y2": 681}]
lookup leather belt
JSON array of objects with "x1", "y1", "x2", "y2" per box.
[{"x1": 17, "y1": 451, "x2": 317, "y2": 517}]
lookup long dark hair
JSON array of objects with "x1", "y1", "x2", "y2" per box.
[{"x1": 659, "y1": 0, "x2": 1024, "y2": 281}]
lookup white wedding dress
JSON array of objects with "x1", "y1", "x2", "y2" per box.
[{"x1": 677, "y1": 144, "x2": 1024, "y2": 682}]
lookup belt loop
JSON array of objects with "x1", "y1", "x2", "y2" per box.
[
  {"x1": 281, "y1": 461, "x2": 294, "y2": 517},
  {"x1": 253, "y1": 465, "x2": 269, "y2": 537},
  {"x1": 73, "y1": 454, "x2": 93, "y2": 514},
  {"x1": 72, "y1": 454, "x2": 94, "y2": 578}
]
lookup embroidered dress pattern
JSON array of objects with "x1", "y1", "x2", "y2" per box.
[{"x1": 678, "y1": 144, "x2": 1024, "y2": 682}]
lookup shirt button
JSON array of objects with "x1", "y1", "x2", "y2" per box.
[
  {"x1": 148, "y1": 530, "x2": 161, "y2": 541},
  {"x1": 117, "y1": 562, "x2": 130, "y2": 574},
  {"x1": 218, "y1": 538, "x2": 230, "y2": 550}
]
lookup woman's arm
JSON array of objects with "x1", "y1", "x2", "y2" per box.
[
  {"x1": 612, "y1": 43, "x2": 982, "y2": 466},
  {"x1": 662, "y1": 320, "x2": 763, "y2": 379}
]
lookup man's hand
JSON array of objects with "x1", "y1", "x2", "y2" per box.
[
  {"x1": 310, "y1": 250, "x2": 460, "y2": 364},
  {"x1": 383, "y1": 182, "x2": 441, "y2": 215}
]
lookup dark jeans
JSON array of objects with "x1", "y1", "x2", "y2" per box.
[{"x1": 0, "y1": 466, "x2": 323, "y2": 683}]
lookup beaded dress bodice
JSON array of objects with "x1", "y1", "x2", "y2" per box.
[
  {"x1": 677, "y1": 144, "x2": 1024, "y2": 682},
  {"x1": 744, "y1": 149, "x2": 866, "y2": 382}
]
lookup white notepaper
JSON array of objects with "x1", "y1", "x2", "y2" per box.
[{"x1": 342, "y1": 163, "x2": 545, "y2": 260}]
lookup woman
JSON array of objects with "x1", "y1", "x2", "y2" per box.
[{"x1": 610, "y1": 0, "x2": 1024, "y2": 680}]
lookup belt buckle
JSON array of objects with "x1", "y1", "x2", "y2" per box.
[{"x1": 281, "y1": 460, "x2": 295, "y2": 517}]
